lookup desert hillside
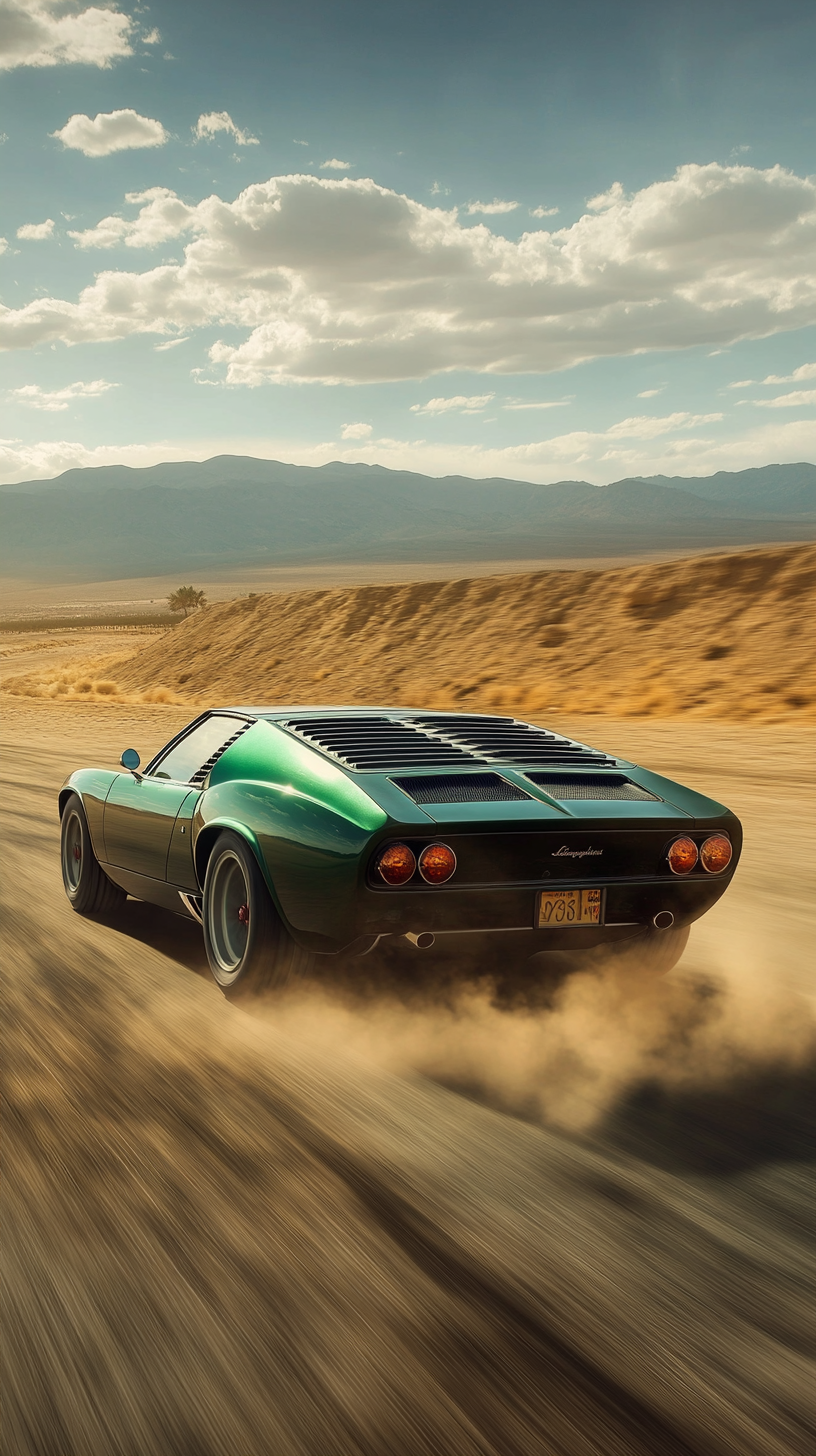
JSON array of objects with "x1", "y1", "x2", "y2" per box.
[{"x1": 10, "y1": 542, "x2": 811, "y2": 721}]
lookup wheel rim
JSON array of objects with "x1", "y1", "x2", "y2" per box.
[
  {"x1": 208, "y1": 851, "x2": 251, "y2": 979},
  {"x1": 62, "y1": 810, "x2": 83, "y2": 894}
]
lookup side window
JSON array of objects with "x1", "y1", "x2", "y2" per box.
[{"x1": 149, "y1": 716, "x2": 250, "y2": 785}]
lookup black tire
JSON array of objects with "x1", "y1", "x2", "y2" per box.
[
  {"x1": 202, "y1": 831, "x2": 315, "y2": 1001},
  {"x1": 60, "y1": 793, "x2": 127, "y2": 918}
]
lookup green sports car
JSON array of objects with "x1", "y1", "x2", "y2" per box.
[{"x1": 59, "y1": 706, "x2": 741, "y2": 998}]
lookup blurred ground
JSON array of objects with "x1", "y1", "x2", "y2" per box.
[{"x1": 2, "y1": 698, "x2": 814, "y2": 1455}]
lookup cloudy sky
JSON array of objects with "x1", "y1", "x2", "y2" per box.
[{"x1": 1, "y1": 0, "x2": 814, "y2": 484}]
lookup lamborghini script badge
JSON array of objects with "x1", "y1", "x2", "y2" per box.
[{"x1": 552, "y1": 845, "x2": 603, "y2": 858}]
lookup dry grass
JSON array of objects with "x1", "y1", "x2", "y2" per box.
[
  {"x1": 2, "y1": 651, "x2": 189, "y2": 705},
  {"x1": 4, "y1": 543, "x2": 814, "y2": 720}
]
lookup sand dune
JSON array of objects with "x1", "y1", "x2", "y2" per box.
[{"x1": 8, "y1": 542, "x2": 812, "y2": 721}]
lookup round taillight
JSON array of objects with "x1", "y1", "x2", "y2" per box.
[
  {"x1": 667, "y1": 836, "x2": 699, "y2": 876},
  {"x1": 418, "y1": 843, "x2": 457, "y2": 885},
  {"x1": 377, "y1": 843, "x2": 416, "y2": 885},
  {"x1": 700, "y1": 834, "x2": 732, "y2": 874}
]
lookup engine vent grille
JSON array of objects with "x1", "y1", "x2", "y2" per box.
[
  {"x1": 391, "y1": 773, "x2": 532, "y2": 805},
  {"x1": 189, "y1": 721, "x2": 252, "y2": 786},
  {"x1": 283, "y1": 716, "x2": 475, "y2": 770},
  {"x1": 526, "y1": 773, "x2": 659, "y2": 801},
  {"x1": 282, "y1": 713, "x2": 618, "y2": 772}
]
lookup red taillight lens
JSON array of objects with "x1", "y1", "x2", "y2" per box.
[
  {"x1": 700, "y1": 834, "x2": 732, "y2": 874},
  {"x1": 667, "y1": 836, "x2": 699, "y2": 875},
  {"x1": 377, "y1": 843, "x2": 416, "y2": 885},
  {"x1": 418, "y1": 843, "x2": 457, "y2": 884}
]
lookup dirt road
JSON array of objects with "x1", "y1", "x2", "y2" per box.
[{"x1": 2, "y1": 701, "x2": 814, "y2": 1456}]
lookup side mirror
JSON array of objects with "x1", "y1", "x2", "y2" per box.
[{"x1": 121, "y1": 748, "x2": 141, "y2": 775}]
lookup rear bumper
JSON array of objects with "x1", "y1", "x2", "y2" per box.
[{"x1": 294, "y1": 874, "x2": 733, "y2": 954}]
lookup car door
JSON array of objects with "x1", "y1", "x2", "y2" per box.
[
  {"x1": 103, "y1": 776, "x2": 193, "y2": 880},
  {"x1": 103, "y1": 714, "x2": 249, "y2": 881}
]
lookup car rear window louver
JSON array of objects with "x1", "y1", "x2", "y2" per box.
[
  {"x1": 282, "y1": 714, "x2": 617, "y2": 772},
  {"x1": 189, "y1": 720, "x2": 253, "y2": 786},
  {"x1": 406, "y1": 715, "x2": 618, "y2": 767},
  {"x1": 525, "y1": 773, "x2": 659, "y2": 801},
  {"x1": 391, "y1": 772, "x2": 533, "y2": 804}
]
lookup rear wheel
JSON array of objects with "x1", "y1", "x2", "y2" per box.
[
  {"x1": 202, "y1": 831, "x2": 315, "y2": 1001},
  {"x1": 60, "y1": 793, "x2": 126, "y2": 918}
]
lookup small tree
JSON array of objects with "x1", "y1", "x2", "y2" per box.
[{"x1": 168, "y1": 585, "x2": 207, "y2": 618}]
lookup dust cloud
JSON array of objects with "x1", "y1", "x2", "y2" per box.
[{"x1": 256, "y1": 928, "x2": 816, "y2": 1134}]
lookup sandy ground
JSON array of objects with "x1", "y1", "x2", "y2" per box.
[
  {"x1": 1, "y1": 693, "x2": 814, "y2": 1455},
  {"x1": 0, "y1": 629, "x2": 161, "y2": 680}
]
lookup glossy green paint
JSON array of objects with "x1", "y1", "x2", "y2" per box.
[
  {"x1": 165, "y1": 789, "x2": 201, "y2": 890},
  {"x1": 620, "y1": 766, "x2": 730, "y2": 823},
  {"x1": 104, "y1": 773, "x2": 192, "y2": 878},
  {"x1": 61, "y1": 767, "x2": 118, "y2": 859},
  {"x1": 210, "y1": 720, "x2": 387, "y2": 831},
  {"x1": 193, "y1": 779, "x2": 377, "y2": 942}
]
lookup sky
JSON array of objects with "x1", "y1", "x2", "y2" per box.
[{"x1": 0, "y1": 0, "x2": 814, "y2": 485}]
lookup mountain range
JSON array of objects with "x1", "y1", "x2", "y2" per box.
[{"x1": 2, "y1": 458, "x2": 814, "y2": 581}]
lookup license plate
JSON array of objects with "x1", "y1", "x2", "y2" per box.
[{"x1": 537, "y1": 888, "x2": 603, "y2": 927}]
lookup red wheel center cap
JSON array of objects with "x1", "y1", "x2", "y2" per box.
[
  {"x1": 73, "y1": 845, "x2": 81, "y2": 861},
  {"x1": 237, "y1": 904, "x2": 249, "y2": 924}
]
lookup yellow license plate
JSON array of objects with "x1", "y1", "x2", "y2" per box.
[{"x1": 538, "y1": 888, "x2": 602, "y2": 927}]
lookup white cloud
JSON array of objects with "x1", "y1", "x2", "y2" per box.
[
  {"x1": 320, "y1": 158, "x2": 350, "y2": 170},
  {"x1": 411, "y1": 394, "x2": 494, "y2": 415},
  {"x1": 0, "y1": 237, "x2": 8, "y2": 253},
  {"x1": 69, "y1": 187, "x2": 196, "y2": 248},
  {"x1": 16, "y1": 218, "x2": 54, "y2": 239},
  {"x1": 293, "y1": 139, "x2": 309, "y2": 146},
  {"x1": 745, "y1": 388, "x2": 816, "y2": 408},
  {"x1": 637, "y1": 387, "x2": 663, "y2": 398},
  {"x1": 760, "y1": 361, "x2": 816, "y2": 385},
  {"x1": 52, "y1": 109, "x2": 167, "y2": 157},
  {"x1": 2, "y1": 163, "x2": 815, "y2": 386},
  {"x1": 530, "y1": 205, "x2": 559, "y2": 218},
  {"x1": 727, "y1": 378, "x2": 755, "y2": 388},
  {"x1": 0, "y1": 0, "x2": 134, "y2": 70},
  {"x1": 194, "y1": 111, "x2": 258, "y2": 147},
  {"x1": 502, "y1": 399, "x2": 569, "y2": 410},
  {"x1": 10, "y1": 378, "x2": 118, "y2": 411},
  {"x1": 602, "y1": 411, "x2": 723, "y2": 439},
  {"x1": 142, "y1": 26, "x2": 160, "y2": 44},
  {"x1": 154, "y1": 336, "x2": 187, "y2": 351},
  {"x1": 2, "y1": 416, "x2": 813, "y2": 488},
  {"x1": 467, "y1": 199, "x2": 519, "y2": 215},
  {"x1": 587, "y1": 181, "x2": 625, "y2": 212},
  {"x1": 340, "y1": 421, "x2": 373, "y2": 439}
]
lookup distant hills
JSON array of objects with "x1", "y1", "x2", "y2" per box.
[{"x1": 2, "y1": 457, "x2": 814, "y2": 581}]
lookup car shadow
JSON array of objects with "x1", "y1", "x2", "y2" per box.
[
  {"x1": 107, "y1": 898, "x2": 211, "y2": 980},
  {"x1": 598, "y1": 1061, "x2": 816, "y2": 1176}
]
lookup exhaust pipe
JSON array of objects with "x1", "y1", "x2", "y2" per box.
[
  {"x1": 653, "y1": 911, "x2": 675, "y2": 930},
  {"x1": 404, "y1": 931, "x2": 436, "y2": 950}
]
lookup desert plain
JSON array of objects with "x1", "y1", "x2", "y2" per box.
[{"x1": 2, "y1": 543, "x2": 815, "y2": 1455}]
